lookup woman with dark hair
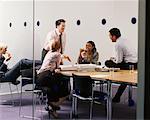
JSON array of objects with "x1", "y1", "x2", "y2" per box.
[{"x1": 77, "y1": 41, "x2": 99, "y2": 64}]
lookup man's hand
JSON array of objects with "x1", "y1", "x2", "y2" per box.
[
  {"x1": 110, "y1": 57, "x2": 116, "y2": 62},
  {"x1": 3, "y1": 52, "x2": 12, "y2": 61}
]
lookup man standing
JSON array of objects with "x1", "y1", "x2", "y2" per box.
[
  {"x1": 42, "y1": 19, "x2": 70, "y2": 62},
  {"x1": 105, "y1": 28, "x2": 138, "y2": 103}
]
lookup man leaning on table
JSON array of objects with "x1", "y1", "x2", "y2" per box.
[
  {"x1": 41, "y1": 19, "x2": 70, "y2": 63},
  {"x1": 105, "y1": 28, "x2": 138, "y2": 103}
]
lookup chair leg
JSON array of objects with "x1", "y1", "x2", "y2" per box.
[
  {"x1": 8, "y1": 83, "x2": 15, "y2": 106},
  {"x1": 72, "y1": 96, "x2": 78, "y2": 118},
  {"x1": 71, "y1": 96, "x2": 75, "y2": 118},
  {"x1": 19, "y1": 84, "x2": 23, "y2": 117},
  {"x1": 90, "y1": 83, "x2": 94, "y2": 120},
  {"x1": 90, "y1": 100, "x2": 93, "y2": 120},
  {"x1": 16, "y1": 85, "x2": 19, "y2": 94},
  {"x1": 74, "y1": 97, "x2": 78, "y2": 117},
  {"x1": 35, "y1": 90, "x2": 44, "y2": 120}
]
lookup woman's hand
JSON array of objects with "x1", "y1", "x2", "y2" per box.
[
  {"x1": 55, "y1": 68, "x2": 61, "y2": 73},
  {"x1": 63, "y1": 55, "x2": 71, "y2": 62}
]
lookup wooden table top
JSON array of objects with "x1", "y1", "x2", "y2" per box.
[{"x1": 60, "y1": 70, "x2": 137, "y2": 85}]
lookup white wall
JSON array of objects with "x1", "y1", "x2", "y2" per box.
[
  {"x1": 0, "y1": 0, "x2": 138, "y2": 93},
  {"x1": 35, "y1": 0, "x2": 138, "y2": 65},
  {"x1": 0, "y1": 0, "x2": 33, "y2": 67},
  {"x1": 113, "y1": 0, "x2": 138, "y2": 52},
  {"x1": 0, "y1": 0, "x2": 33, "y2": 93}
]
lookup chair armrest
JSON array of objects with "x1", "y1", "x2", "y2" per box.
[
  {"x1": 0, "y1": 71, "x2": 4, "y2": 74},
  {"x1": 0, "y1": 71, "x2": 5, "y2": 78}
]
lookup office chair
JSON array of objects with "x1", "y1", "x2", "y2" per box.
[
  {"x1": 0, "y1": 71, "x2": 19, "y2": 106},
  {"x1": 71, "y1": 74, "x2": 107, "y2": 119},
  {"x1": 19, "y1": 68, "x2": 45, "y2": 119}
]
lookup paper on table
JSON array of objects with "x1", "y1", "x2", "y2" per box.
[
  {"x1": 60, "y1": 65, "x2": 77, "y2": 71},
  {"x1": 91, "y1": 74, "x2": 109, "y2": 78}
]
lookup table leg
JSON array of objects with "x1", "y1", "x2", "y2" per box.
[{"x1": 107, "y1": 81, "x2": 112, "y2": 120}]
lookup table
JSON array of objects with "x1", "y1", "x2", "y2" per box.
[{"x1": 60, "y1": 70, "x2": 137, "y2": 120}]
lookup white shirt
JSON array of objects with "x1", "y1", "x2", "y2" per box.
[
  {"x1": 43, "y1": 28, "x2": 66, "y2": 54},
  {"x1": 38, "y1": 51, "x2": 61, "y2": 74},
  {"x1": 115, "y1": 37, "x2": 137, "y2": 63}
]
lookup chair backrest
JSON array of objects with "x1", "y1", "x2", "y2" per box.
[
  {"x1": 21, "y1": 68, "x2": 37, "y2": 87},
  {"x1": 72, "y1": 74, "x2": 93, "y2": 97}
]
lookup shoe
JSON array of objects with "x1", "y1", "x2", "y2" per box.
[
  {"x1": 12, "y1": 80, "x2": 20, "y2": 85},
  {"x1": 49, "y1": 109, "x2": 58, "y2": 118},
  {"x1": 48, "y1": 102, "x2": 61, "y2": 111},
  {"x1": 112, "y1": 97, "x2": 120, "y2": 103},
  {"x1": 45, "y1": 105, "x2": 50, "y2": 111},
  {"x1": 45, "y1": 106, "x2": 59, "y2": 118},
  {"x1": 128, "y1": 99, "x2": 135, "y2": 106}
]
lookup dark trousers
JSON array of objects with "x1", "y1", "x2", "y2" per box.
[
  {"x1": 105, "y1": 60, "x2": 137, "y2": 70},
  {"x1": 36, "y1": 71, "x2": 70, "y2": 102},
  {"x1": 105, "y1": 60, "x2": 137, "y2": 99},
  {"x1": 4, "y1": 59, "x2": 42, "y2": 82},
  {"x1": 41, "y1": 49, "x2": 48, "y2": 62}
]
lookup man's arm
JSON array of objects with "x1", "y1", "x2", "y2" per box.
[
  {"x1": 0, "y1": 56, "x2": 8, "y2": 72},
  {"x1": 115, "y1": 43, "x2": 124, "y2": 63},
  {"x1": 62, "y1": 33, "x2": 66, "y2": 54}
]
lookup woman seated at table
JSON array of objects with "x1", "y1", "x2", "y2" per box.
[
  {"x1": 77, "y1": 41, "x2": 99, "y2": 64},
  {"x1": 36, "y1": 39, "x2": 70, "y2": 118}
]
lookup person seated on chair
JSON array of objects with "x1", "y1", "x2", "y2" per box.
[
  {"x1": 36, "y1": 39, "x2": 70, "y2": 118},
  {"x1": 105, "y1": 28, "x2": 138, "y2": 103},
  {"x1": 77, "y1": 41, "x2": 99, "y2": 64},
  {"x1": 0, "y1": 42, "x2": 42, "y2": 85}
]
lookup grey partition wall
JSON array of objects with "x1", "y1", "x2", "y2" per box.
[
  {"x1": 137, "y1": 0, "x2": 145, "y2": 119},
  {"x1": 0, "y1": 0, "x2": 35, "y2": 119},
  {"x1": 0, "y1": 0, "x2": 34, "y2": 95},
  {"x1": 144, "y1": 0, "x2": 150, "y2": 119},
  {"x1": 137, "y1": 0, "x2": 150, "y2": 119}
]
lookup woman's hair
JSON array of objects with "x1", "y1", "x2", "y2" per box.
[
  {"x1": 87, "y1": 41, "x2": 97, "y2": 53},
  {"x1": 51, "y1": 40, "x2": 61, "y2": 52}
]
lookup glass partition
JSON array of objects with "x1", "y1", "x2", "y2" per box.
[
  {"x1": 34, "y1": 0, "x2": 138, "y2": 119},
  {"x1": 0, "y1": 0, "x2": 35, "y2": 119},
  {"x1": 0, "y1": 0, "x2": 139, "y2": 119}
]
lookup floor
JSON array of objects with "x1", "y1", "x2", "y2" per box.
[{"x1": 0, "y1": 85, "x2": 136, "y2": 120}]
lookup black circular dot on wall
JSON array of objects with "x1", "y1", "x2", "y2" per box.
[
  {"x1": 24, "y1": 22, "x2": 27, "y2": 27},
  {"x1": 102, "y1": 19, "x2": 106, "y2": 25},
  {"x1": 131, "y1": 17, "x2": 137, "y2": 24},
  {"x1": 37, "y1": 21, "x2": 40, "y2": 26},
  {"x1": 77, "y1": 20, "x2": 81, "y2": 26},
  {"x1": 9, "y1": 22, "x2": 12, "y2": 27}
]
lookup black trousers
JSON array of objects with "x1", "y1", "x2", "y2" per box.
[
  {"x1": 36, "y1": 71, "x2": 70, "y2": 102},
  {"x1": 41, "y1": 49, "x2": 49, "y2": 62},
  {"x1": 105, "y1": 60, "x2": 137, "y2": 70},
  {"x1": 105, "y1": 60, "x2": 137, "y2": 99}
]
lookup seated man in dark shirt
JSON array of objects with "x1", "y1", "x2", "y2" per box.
[{"x1": 0, "y1": 43, "x2": 42, "y2": 85}]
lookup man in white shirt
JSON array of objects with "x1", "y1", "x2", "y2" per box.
[
  {"x1": 42, "y1": 19, "x2": 70, "y2": 62},
  {"x1": 105, "y1": 28, "x2": 138, "y2": 103}
]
